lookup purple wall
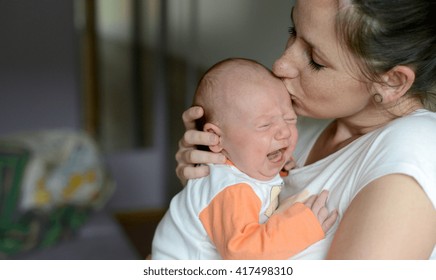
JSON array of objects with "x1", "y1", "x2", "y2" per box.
[
  {"x1": 0, "y1": 0, "x2": 167, "y2": 210},
  {"x1": 0, "y1": 0, "x2": 79, "y2": 135}
]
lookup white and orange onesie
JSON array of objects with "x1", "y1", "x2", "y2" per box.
[{"x1": 151, "y1": 161, "x2": 324, "y2": 259}]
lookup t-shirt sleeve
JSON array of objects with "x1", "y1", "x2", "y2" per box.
[
  {"x1": 199, "y1": 183, "x2": 324, "y2": 259},
  {"x1": 355, "y1": 114, "x2": 436, "y2": 209}
]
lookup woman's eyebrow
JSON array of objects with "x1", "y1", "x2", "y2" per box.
[{"x1": 290, "y1": 6, "x2": 329, "y2": 61}]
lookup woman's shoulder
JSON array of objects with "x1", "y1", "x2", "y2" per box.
[
  {"x1": 380, "y1": 109, "x2": 436, "y2": 142},
  {"x1": 361, "y1": 110, "x2": 436, "y2": 184},
  {"x1": 390, "y1": 109, "x2": 436, "y2": 126}
]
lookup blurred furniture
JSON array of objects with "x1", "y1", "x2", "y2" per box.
[{"x1": 0, "y1": 130, "x2": 144, "y2": 260}]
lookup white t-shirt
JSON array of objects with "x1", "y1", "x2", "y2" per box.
[
  {"x1": 281, "y1": 109, "x2": 436, "y2": 259},
  {"x1": 152, "y1": 163, "x2": 321, "y2": 259}
]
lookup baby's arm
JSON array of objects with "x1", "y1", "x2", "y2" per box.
[{"x1": 199, "y1": 184, "x2": 335, "y2": 260}]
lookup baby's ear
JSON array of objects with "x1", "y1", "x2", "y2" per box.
[{"x1": 203, "y1": 123, "x2": 223, "y2": 153}]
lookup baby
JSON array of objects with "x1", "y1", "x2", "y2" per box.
[{"x1": 151, "y1": 58, "x2": 337, "y2": 259}]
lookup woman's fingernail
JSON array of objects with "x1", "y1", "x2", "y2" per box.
[
  {"x1": 210, "y1": 134, "x2": 219, "y2": 143},
  {"x1": 195, "y1": 106, "x2": 203, "y2": 115}
]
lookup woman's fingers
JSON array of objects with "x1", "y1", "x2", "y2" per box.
[
  {"x1": 176, "y1": 164, "x2": 210, "y2": 186},
  {"x1": 176, "y1": 149, "x2": 226, "y2": 167},
  {"x1": 182, "y1": 106, "x2": 204, "y2": 130},
  {"x1": 175, "y1": 106, "x2": 227, "y2": 185},
  {"x1": 180, "y1": 130, "x2": 219, "y2": 149},
  {"x1": 175, "y1": 150, "x2": 226, "y2": 185},
  {"x1": 175, "y1": 138, "x2": 226, "y2": 186}
]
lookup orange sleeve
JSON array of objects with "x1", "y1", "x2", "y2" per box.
[{"x1": 199, "y1": 183, "x2": 324, "y2": 260}]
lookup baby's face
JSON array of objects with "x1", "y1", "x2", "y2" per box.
[{"x1": 220, "y1": 76, "x2": 298, "y2": 181}]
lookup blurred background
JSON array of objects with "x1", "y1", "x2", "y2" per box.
[{"x1": 0, "y1": 0, "x2": 294, "y2": 259}]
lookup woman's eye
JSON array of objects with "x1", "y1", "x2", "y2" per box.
[
  {"x1": 288, "y1": 26, "x2": 325, "y2": 72},
  {"x1": 288, "y1": 26, "x2": 296, "y2": 38},
  {"x1": 308, "y1": 58, "x2": 325, "y2": 71}
]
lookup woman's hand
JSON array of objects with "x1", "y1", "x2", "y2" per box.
[{"x1": 175, "y1": 106, "x2": 226, "y2": 186}]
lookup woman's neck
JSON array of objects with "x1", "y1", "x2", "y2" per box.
[{"x1": 304, "y1": 97, "x2": 423, "y2": 165}]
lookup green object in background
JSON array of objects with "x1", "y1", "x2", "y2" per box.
[
  {"x1": 0, "y1": 146, "x2": 90, "y2": 257},
  {"x1": 0, "y1": 130, "x2": 114, "y2": 259},
  {"x1": 0, "y1": 146, "x2": 31, "y2": 255}
]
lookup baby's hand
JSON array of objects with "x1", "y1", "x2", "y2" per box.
[
  {"x1": 304, "y1": 190, "x2": 338, "y2": 233},
  {"x1": 283, "y1": 157, "x2": 296, "y2": 171}
]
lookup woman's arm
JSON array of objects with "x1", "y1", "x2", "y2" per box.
[
  {"x1": 327, "y1": 174, "x2": 436, "y2": 259},
  {"x1": 175, "y1": 106, "x2": 226, "y2": 185}
]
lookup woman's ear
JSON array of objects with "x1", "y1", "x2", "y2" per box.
[
  {"x1": 373, "y1": 65, "x2": 415, "y2": 103},
  {"x1": 203, "y1": 122, "x2": 223, "y2": 153}
]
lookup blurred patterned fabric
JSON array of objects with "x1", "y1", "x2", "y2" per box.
[{"x1": 0, "y1": 130, "x2": 114, "y2": 258}]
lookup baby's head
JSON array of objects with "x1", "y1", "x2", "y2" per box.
[{"x1": 194, "y1": 58, "x2": 298, "y2": 181}]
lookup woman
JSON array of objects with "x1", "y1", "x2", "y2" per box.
[{"x1": 175, "y1": 0, "x2": 436, "y2": 259}]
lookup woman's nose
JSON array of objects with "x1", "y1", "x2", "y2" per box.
[{"x1": 272, "y1": 42, "x2": 299, "y2": 79}]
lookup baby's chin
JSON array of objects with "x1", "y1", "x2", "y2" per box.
[
  {"x1": 245, "y1": 165, "x2": 284, "y2": 181},
  {"x1": 232, "y1": 155, "x2": 288, "y2": 181}
]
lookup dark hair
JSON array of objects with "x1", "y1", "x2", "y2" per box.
[{"x1": 337, "y1": 0, "x2": 436, "y2": 111}]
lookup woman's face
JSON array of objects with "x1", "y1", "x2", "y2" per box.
[{"x1": 272, "y1": 0, "x2": 372, "y2": 120}]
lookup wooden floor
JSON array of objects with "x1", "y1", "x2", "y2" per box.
[{"x1": 114, "y1": 208, "x2": 166, "y2": 259}]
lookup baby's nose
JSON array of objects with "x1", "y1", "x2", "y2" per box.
[{"x1": 276, "y1": 122, "x2": 292, "y2": 139}]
